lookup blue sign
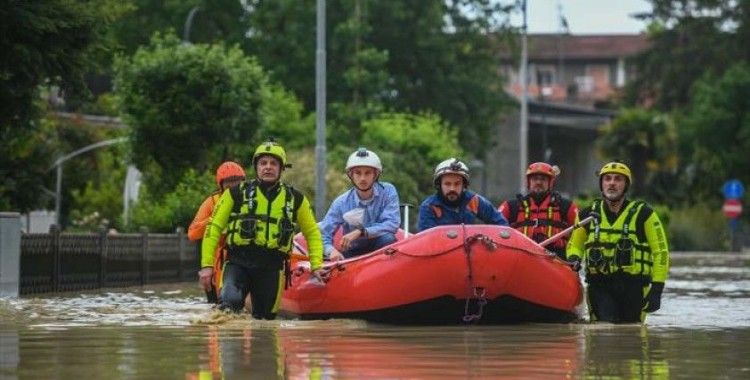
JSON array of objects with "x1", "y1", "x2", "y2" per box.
[{"x1": 723, "y1": 179, "x2": 745, "y2": 199}]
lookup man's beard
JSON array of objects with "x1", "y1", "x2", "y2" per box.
[
  {"x1": 530, "y1": 190, "x2": 549, "y2": 203},
  {"x1": 603, "y1": 189, "x2": 624, "y2": 202},
  {"x1": 438, "y1": 190, "x2": 461, "y2": 207}
]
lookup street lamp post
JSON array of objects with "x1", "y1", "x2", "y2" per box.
[
  {"x1": 519, "y1": 0, "x2": 529, "y2": 194},
  {"x1": 314, "y1": 0, "x2": 327, "y2": 220},
  {"x1": 51, "y1": 137, "x2": 128, "y2": 228}
]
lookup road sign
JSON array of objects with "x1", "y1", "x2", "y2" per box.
[
  {"x1": 722, "y1": 179, "x2": 745, "y2": 199},
  {"x1": 722, "y1": 199, "x2": 743, "y2": 219}
]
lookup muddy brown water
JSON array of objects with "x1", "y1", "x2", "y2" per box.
[{"x1": 1, "y1": 252, "x2": 748, "y2": 379}]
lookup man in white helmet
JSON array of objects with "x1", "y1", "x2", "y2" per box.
[
  {"x1": 418, "y1": 158, "x2": 508, "y2": 231},
  {"x1": 319, "y1": 147, "x2": 401, "y2": 260}
]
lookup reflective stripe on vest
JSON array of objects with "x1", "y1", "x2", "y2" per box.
[{"x1": 509, "y1": 193, "x2": 570, "y2": 246}]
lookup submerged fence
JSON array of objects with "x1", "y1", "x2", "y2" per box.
[{"x1": 19, "y1": 226, "x2": 198, "y2": 295}]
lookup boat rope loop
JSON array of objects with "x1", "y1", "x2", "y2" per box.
[
  {"x1": 462, "y1": 286, "x2": 487, "y2": 323},
  {"x1": 461, "y1": 226, "x2": 494, "y2": 323},
  {"x1": 464, "y1": 233, "x2": 498, "y2": 251},
  {"x1": 293, "y1": 262, "x2": 345, "y2": 283}
]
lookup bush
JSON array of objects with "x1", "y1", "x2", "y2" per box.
[
  {"x1": 128, "y1": 169, "x2": 214, "y2": 233},
  {"x1": 669, "y1": 202, "x2": 729, "y2": 251},
  {"x1": 359, "y1": 112, "x2": 463, "y2": 205}
]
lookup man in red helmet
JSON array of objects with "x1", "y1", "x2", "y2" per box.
[
  {"x1": 498, "y1": 162, "x2": 578, "y2": 259},
  {"x1": 188, "y1": 161, "x2": 246, "y2": 303}
]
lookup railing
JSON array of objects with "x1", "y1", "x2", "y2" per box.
[{"x1": 19, "y1": 226, "x2": 198, "y2": 295}]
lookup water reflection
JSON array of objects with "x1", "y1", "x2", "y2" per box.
[
  {"x1": 186, "y1": 323, "x2": 586, "y2": 379},
  {"x1": 0, "y1": 252, "x2": 749, "y2": 379}
]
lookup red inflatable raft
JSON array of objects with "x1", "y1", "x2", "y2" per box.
[{"x1": 282, "y1": 225, "x2": 583, "y2": 324}]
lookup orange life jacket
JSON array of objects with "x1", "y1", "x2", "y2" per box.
[{"x1": 506, "y1": 192, "x2": 573, "y2": 249}]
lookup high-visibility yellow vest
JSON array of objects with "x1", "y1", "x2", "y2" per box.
[{"x1": 225, "y1": 181, "x2": 297, "y2": 254}]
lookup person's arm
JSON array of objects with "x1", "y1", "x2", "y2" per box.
[
  {"x1": 364, "y1": 184, "x2": 401, "y2": 237},
  {"x1": 187, "y1": 195, "x2": 216, "y2": 241},
  {"x1": 319, "y1": 196, "x2": 344, "y2": 257},
  {"x1": 566, "y1": 201, "x2": 580, "y2": 226},
  {"x1": 201, "y1": 190, "x2": 233, "y2": 268},
  {"x1": 644, "y1": 210, "x2": 670, "y2": 283},
  {"x1": 296, "y1": 196, "x2": 324, "y2": 271},
  {"x1": 478, "y1": 195, "x2": 508, "y2": 226},
  {"x1": 497, "y1": 200, "x2": 512, "y2": 221},
  {"x1": 566, "y1": 218, "x2": 587, "y2": 261},
  {"x1": 417, "y1": 199, "x2": 437, "y2": 232},
  {"x1": 643, "y1": 206, "x2": 669, "y2": 312}
]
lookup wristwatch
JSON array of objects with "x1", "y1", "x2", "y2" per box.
[{"x1": 358, "y1": 226, "x2": 367, "y2": 237}]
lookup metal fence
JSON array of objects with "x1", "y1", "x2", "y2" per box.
[{"x1": 19, "y1": 226, "x2": 198, "y2": 295}]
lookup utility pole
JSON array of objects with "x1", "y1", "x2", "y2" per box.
[
  {"x1": 519, "y1": 0, "x2": 529, "y2": 193},
  {"x1": 314, "y1": 0, "x2": 327, "y2": 220}
]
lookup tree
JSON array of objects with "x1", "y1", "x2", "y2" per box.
[
  {"x1": 597, "y1": 108, "x2": 679, "y2": 202},
  {"x1": 114, "y1": 33, "x2": 267, "y2": 196},
  {"x1": 242, "y1": 0, "x2": 514, "y2": 156},
  {"x1": 626, "y1": 0, "x2": 748, "y2": 110},
  {"x1": 358, "y1": 112, "x2": 464, "y2": 205},
  {"x1": 110, "y1": 0, "x2": 248, "y2": 54},
  {"x1": 0, "y1": 0, "x2": 119, "y2": 212},
  {"x1": 680, "y1": 63, "x2": 750, "y2": 202}
]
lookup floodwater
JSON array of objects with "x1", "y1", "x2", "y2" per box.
[{"x1": 1, "y1": 252, "x2": 748, "y2": 379}]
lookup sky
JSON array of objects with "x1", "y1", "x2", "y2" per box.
[{"x1": 511, "y1": 0, "x2": 653, "y2": 34}]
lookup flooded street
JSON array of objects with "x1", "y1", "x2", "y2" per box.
[{"x1": 1, "y1": 252, "x2": 749, "y2": 379}]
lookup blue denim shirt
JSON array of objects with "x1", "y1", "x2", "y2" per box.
[
  {"x1": 417, "y1": 190, "x2": 508, "y2": 232},
  {"x1": 319, "y1": 182, "x2": 401, "y2": 256}
]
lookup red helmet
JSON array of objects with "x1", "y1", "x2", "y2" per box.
[
  {"x1": 526, "y1": 162, "x2": 557, "y2": 188},
  {"x1": 215, "y1": 161, "x2": 246, "y2": 188}
]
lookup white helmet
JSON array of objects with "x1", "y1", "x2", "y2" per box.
[
  {"x1": 433, "y1": 158, "x2": 470, "y2": 186},
  {"x1": 346, "y1": 147, "x2": 382, "y2": 172}
]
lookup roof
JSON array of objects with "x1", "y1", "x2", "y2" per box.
[{"x1": 499, "y1": 34, "x2": 650, "y2": 60}]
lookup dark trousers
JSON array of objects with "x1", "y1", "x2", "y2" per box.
[
  {"x1": 587, "y1": 276, "x2": 647, "y2": 323},
  {"x1": 343, "y1": 233, "x2": 397, "y2": 259},
  {"x1": 220, "y1": 261, "x2": 283, "y2": 320}
]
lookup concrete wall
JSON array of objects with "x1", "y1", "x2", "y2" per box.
[
  {"x1": 0, "y1": 212, "x2": 21, "y2": 297},
  {"x1": 478, "y1": 105, "x2": 609, "y2": 204}
]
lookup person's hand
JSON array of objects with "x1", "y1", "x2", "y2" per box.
[
  {"x1": 567, "y1": 256, "x2": 582, "y2": 272},
  {"x1": 340, "y1": 229, "x2": 363, "y2": 251},
  {"x1": 643, "y1": 282, "x2": 664, "y2": 312},
  {"x1": 198, "y1": 267, "x2": 213, "y2": 292},
  {"x1": 309, "y1": 268, "x2": 327, "y2": 286},
  {"x1": 328, "y1": 249, "x2": 345, "y2": 262}
]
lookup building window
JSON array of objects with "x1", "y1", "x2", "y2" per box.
[{"x1": 535, "y1": 65, "x2": 556, "y2": 87}]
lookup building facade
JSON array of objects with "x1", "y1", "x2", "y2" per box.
[{"x1": 476, "y1": 34, "x2": 649, "y2": 202}]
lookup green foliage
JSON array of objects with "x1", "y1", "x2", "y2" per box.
[
  {"x1": 358, "y1": 112, "x2": 464, "y2": 205},
  {"x1": 68, "y1": 150, "x2": 127, "y2": 231},
  {"x1": 114, "y1": 33, "x2": 267, "y2": 196},
  {"x1": 257, "y1": 84, "x2": 314, "y2": 150},
  {"x1": 110, "y1": 0, "x2": 247, "y2": 54},
  {"x1": 0, "y1": 0, "x2": 123, "y2": 212},
  {"x1": 242, "y1": 0, "x2": 514, "y2": 155},
  {"x1": 626, "y1": 0, "x2": 748, "y2": 110},
  {"x1": 128, "y1": 169, "x2": 214, "y2": 233},
  {"x1": 0, "y1": 112, "x2": 58, "y2": 212},
  {"x1": 669, "y1": 202, "x2": 729, "y2": 251},
  {"x1": 280, "y1": 148, "x2": 351, "y2": 212},
  {"x1": 0, "y1": 0, "x2": 110, "y2": 129},
  {"x1": 597, "y1": 108, "x2": 679, "y2": 203},
  {"x1": 680, "y1": 63, "x2": 750, "y2": 203}
]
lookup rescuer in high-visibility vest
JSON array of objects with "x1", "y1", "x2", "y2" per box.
[
  {"x1": 200, "y1": 140, "x2": 324, "y2": 320},
  {"x1": 567, "y1": 162, "x2": 670, "y2": 323}
]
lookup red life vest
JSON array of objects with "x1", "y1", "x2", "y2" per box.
[{"x1": 506, "y1": 192, "x2": 573, "y2": 249}]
